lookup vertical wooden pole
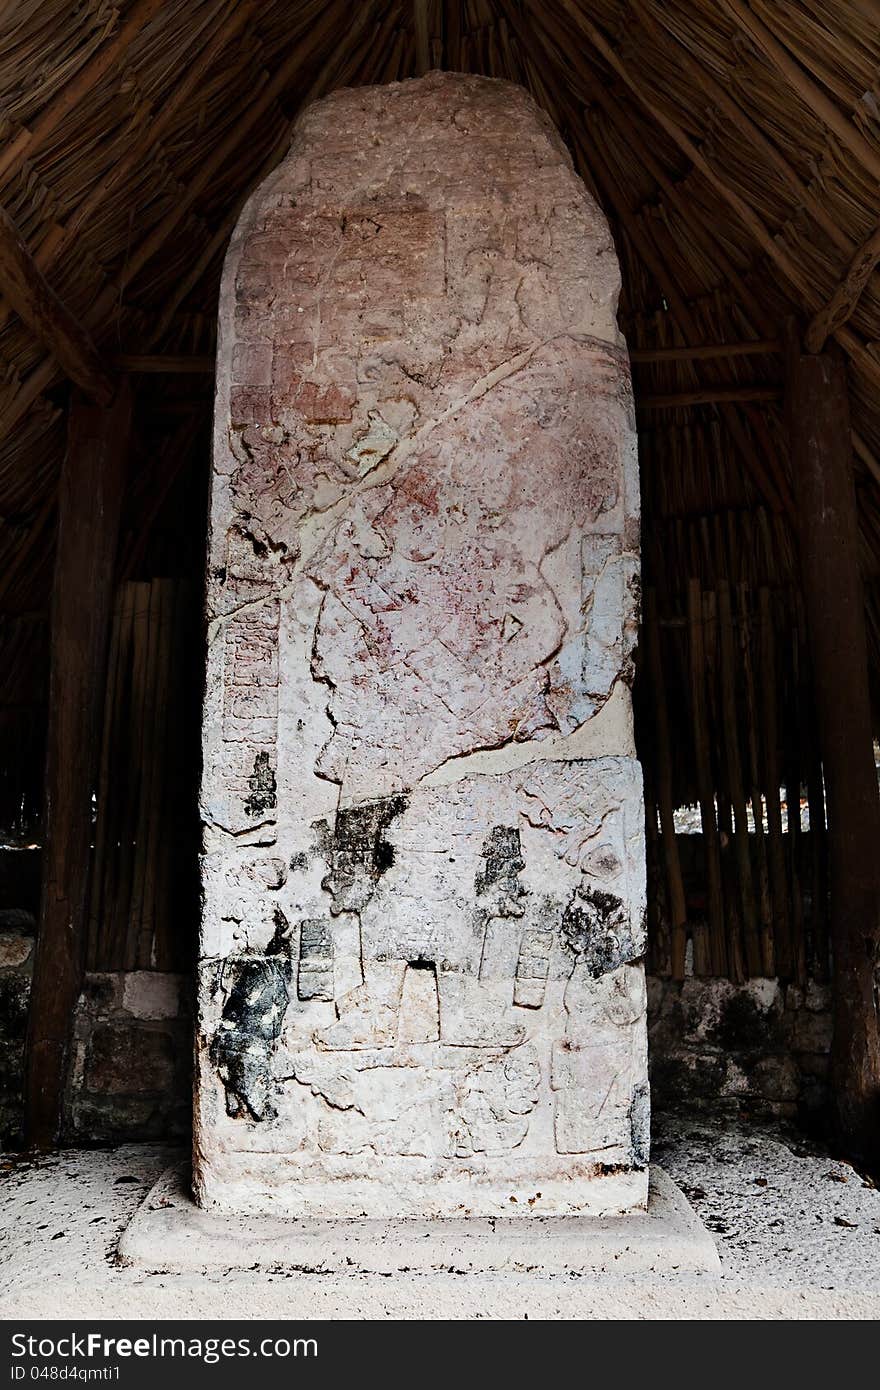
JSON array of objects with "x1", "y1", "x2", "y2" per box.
[
  {"x1": 25, "y1": 381, "x2": 131, "y2": 1148},
  {"x1": 741, "y1": 582, "x2": 775, "y2": 976},
  {"x1": 644, "y1": 588, "x2": 688, "y2": 978},
  {"x1": 687, "y1": 578, "x2": 726, "y2": 976},
  {"x1": 445, "y1": 0, "x2": 462, "y2": 70},
  {"x1": 718, "y1": 580, "x2": 761, "y2": 975},
  {"x1": 759, "y1": 587, "x2": 792, "y2": 975},
  {"x1": 414, "y1": 0, "x2": 430, "y2": 76},
  {"x1": 788, "y1": 342, "x2": 880, "y2": 1161}
]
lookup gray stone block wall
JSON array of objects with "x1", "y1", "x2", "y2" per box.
[
  {"x1": 64, "y1": 972, "x2": 191, "y2": 1142},
  {"x1": 648, "y1": 976, "x2": 832, "y2": 1125},
  {"x1": 0, "y1": 910, "x2": 34, "y2": 1145},
  {"x1": 0, "y1": 961, "x2": 191, "y2": 1147}
]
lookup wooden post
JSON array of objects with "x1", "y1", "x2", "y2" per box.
[
  {"x1": 687, "y1": 579, "x2": 727, "y2": 976},
  {"x1": 24, "y1": 382, "x2": 132, "y2": 1148},
  {"x1": 413, "y1": 0, "x2": 430, "y2": 76},
  {"x1": 788, "y1": 340, "x2": 880, "y2": 1162},
  {"x1": 644, "y1": 588, "x2": 688, "y2": 978}
]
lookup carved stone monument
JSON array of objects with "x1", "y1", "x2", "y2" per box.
[{"x1": 195, "y1": 72, "x2": 647, "y2": 1217}]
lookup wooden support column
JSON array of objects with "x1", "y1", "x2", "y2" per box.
[
  {"x1": 787, "y1": 340, "x2": 880, "y2": 1162},
  {"x1": 25, "y1": 381, "x2": 132, "y2": 1148}
]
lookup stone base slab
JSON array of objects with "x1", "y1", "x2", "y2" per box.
[
  {"x1": 194, "y1": 1153, "x2": 649, "y2": 1220},
  {"x1": 118, "y1": 1163, "x2": 719, "y2": 1277}
]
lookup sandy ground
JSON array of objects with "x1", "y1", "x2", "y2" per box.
[{"x1": 0, "y1": 1113, "x2": 878, "y2": 1319}]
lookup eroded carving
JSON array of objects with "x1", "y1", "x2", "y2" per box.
[{"x1": 209, "y1": 915, "x2": 292, "y2": 1121}]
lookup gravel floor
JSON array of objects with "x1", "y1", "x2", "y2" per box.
[
  {"x1": 653, "y1": 1113, "x2": 880, "y2": 1297},
  {"x1": 0, "y1": 1114, "x2": 878, "y2": 1319}
]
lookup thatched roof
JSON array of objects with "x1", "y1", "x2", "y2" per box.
[{"x1": 2, "y1": 0, "x2": 880, "y2": 818}]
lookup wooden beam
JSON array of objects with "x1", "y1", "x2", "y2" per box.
[
  {"x1": 787, "y1": 338, "x2": 880, "y2": 1164},
  {"x1": 718, "y1": 0, "x2": 880, "y2": 187},
  {"x1": 118, "y1": 414, "x2": 202, "y2": 582},
  {"x1": 0, "y1": 205, "x2": 115, "y2": 404},
  {"x1": 25, "y1": 382, "x2": 132, "y2": 1148},
  {"x1": 853, "y1": 429, "x2": 880, "y2": 488},
  {"x1": 805, "y1": 224, "x2": 880, "y2": 353},
  {"x1": 630, "y1": 340, "x2": 780, "y2": 364},
  {"x1": 637, "y1": 386, "x2": 781, "y2": 409},
  {"x1": 445, "y1": 0, "x2": 462, "y2": 70},
  {"x1": 0, "y1": 0, "x2": 167, "y2": 186}
]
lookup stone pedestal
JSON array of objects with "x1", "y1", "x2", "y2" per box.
[
  {"x1": 196, "y1": 72, "x2": 646, "y2": 1217},
  {"x1": 121, "y1": 1166, "x2": 720, "y2": 1277}
]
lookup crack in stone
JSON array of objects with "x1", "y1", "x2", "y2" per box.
[
  {"x1": 202, "y1": 814, "x2": 277, "y2": 844},
  {"x1": 418, "y1": 681, "x2": 635, "y2": 788},
  {"x1": 306, "y1": 580, "x2": 343, "y2": 794}
]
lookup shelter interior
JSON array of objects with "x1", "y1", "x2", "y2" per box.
[{"x1": 1, "y1": 0, "x2": 879, "y2": 1163}]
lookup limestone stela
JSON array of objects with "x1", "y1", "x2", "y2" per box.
[{"x1": 196, "y1": 72, "x2": 648, "y2": 1218}]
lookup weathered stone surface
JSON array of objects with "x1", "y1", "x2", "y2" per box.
[
  {"x1": 85, "y1": 1023, "x2": 176, "y2": 1096},
  {"x1": 63, "y1": 972, "x2": 191, "y2": 1144},
  {"x1": 0, "y1": 931, "x2": 32, "y2": 970},
  {"x1": 120, "y1": 1164, "x2": 721, "y2": 1279},
  {"x1": 647, "y1": 976, "x2": 832, "y2": 1123},
  {"x1": 196, "y1": 72, "x2": 647, "y2": 1217},
  {"x1": 121, "y1": 971, "x2": 181, "y2": 1020}
]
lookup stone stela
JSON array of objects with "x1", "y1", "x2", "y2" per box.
[{"x1": 196, "y1": 71, "x2": 648, "y2": 1218}]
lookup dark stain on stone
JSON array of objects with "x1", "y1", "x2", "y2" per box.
[
  {"x1": 374, "y1": 836, "x2": 395, "y2": 876},
  {"x1": 314, "y1": 795, "x2": 407, "y2": 914},
  {"x1": 649, "y1": 1052, "x2": 726, "y2": 1106},
  {"x1": 0, "y1": 975, "x2": 31, "y2": 1042},
  {"x1": 266, "y1": 907, "x2": 293, "y2": 955},
  {"x1": 289, "y1": 850, "x2": 310, "y2": 872},
  {"x1": 475, "y1": 826, "x2": 526, "y2": 915},
  {"x1": 244, "y1": 750, "x2": 277, "y2": 818},
  {"x1": 715, "y1": 989, "x2": 784, "y2": 1053},
  {"x1": 474, "y1": 827, "x2": 527, "y2": 968},
  {"x1": 209, "y1": 921, "x2": 291, "y2": 1122},
  {"x1": 629, "y1": 1081, "x2": 650, "y2": 1167},
  {"x1": 560, "y1": 885, "x2": 639, "y2": 977}
]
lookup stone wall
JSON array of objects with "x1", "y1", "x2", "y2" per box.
[
  {"x1": 0, "y1": 908, "x2": 34, "y2": 1146},
  {"x1": 0, "y1": 961, "x2": 190, "y2": 1148},
  {"x1": 64, "y1": 972, "x2": 191, "y2": 1142},
  {"x1": 648, "y1": 976, "x2": 831, "y2": 1126},
  {"x1": 1, "y1": 840, "x2": 191, "y2": 1146}
]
